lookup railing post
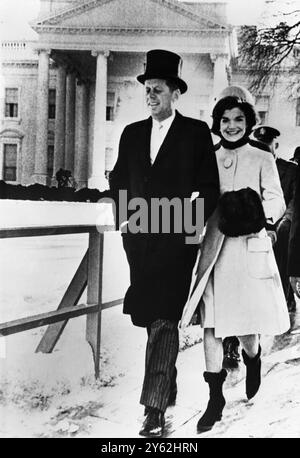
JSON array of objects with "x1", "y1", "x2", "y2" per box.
[
  {"x1": 35, "y1": 250, "x2": 88, "y2": 354},
  {"x1": 86, "y1": 230, "x2": 104, "y2": 379}
]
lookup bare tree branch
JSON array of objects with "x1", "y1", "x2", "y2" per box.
[{"x1": 237, "y1": 17, "x2": 300, "y2": 94}]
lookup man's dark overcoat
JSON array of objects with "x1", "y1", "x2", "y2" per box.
[
  {"x1": 109, "y1": 111, "x2": 219, "y2": 327},
  {"x1": 288, "y1": 161, "x2": 300, "y2": 276},
  {"x1": 273, "y1": 158, "x2": 297, "y2": 299},
  {"x1": 276, "y1": 158, "x2": 297, "y2": 219}
]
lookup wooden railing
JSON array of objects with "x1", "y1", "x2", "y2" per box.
[{"x1": 0, "y1": 223, "x2": 123, "y2": 379}]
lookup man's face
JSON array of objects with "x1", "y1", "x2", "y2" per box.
[{"x1": 145, "y1": 79, "x2": 179, "y2": 122}]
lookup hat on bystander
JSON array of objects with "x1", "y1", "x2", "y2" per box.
[{"x1": 252, "y1": 125, "x2": 281, "y2": 144}]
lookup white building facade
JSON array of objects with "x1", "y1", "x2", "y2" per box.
[
  {"x1": 1, "y1": 0, "x2": 235, "y2": 189},
  {"x1": 1, "y1": 0, "x2": 299, "y2": 190}
]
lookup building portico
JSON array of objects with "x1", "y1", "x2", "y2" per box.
[{"x1": 2, "y1": 0, "x2": 235, "y2": 188}]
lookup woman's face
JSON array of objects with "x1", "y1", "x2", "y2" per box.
[{"x1": 220, "y1": 107, "x2": 247, "y2": 142}]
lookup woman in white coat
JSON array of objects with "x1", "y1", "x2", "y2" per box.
[{"x1": 181, "y1": 96, "x2": 290, "y2": 433}]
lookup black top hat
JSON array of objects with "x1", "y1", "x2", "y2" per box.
[
  {"x1": 137, "y1": 49, "x2": 188, "y2": 94},
  {"x1": 253, "y1": 125, "x2": 281, "y2": 143}
]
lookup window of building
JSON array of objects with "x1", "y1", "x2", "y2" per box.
[
  {"x1": 5, "y1": 88, "x2": 18, "y2": 118},
  {"x1": 47, "y1": 144, "x2": 54, "y2": 177},
  {"x1": 293, "y1": 47, "x2": 300, "y2": 59},
  {"x1": 49, "y1": 89, "x2": 56, "y2": 119},
  {"x1": 256, "y1": 95, "x2": 269, "y2": 105},
  {"x1": 3, "y1": 143, "x2": 17, "y2": 181},
  {"x1": 296, "y1": 98, "x2": 300, "y2": 126},
  {"x1": 255, "y1": 95, "x2": 269, "y2": 124},
  {"x1": 258, "y1": 111, "x2": 267, "y2": 124},
  {"x1": 106, "y1": 92, "x2": 115, "y2": 121}
]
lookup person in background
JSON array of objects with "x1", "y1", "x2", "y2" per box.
[
  {"x1": 253, "y1": 126, "x2": 298, "y2": 311},
  {"x1": 289, "y1": 146, "x2": 300, "y2": 165},
  {"x1": 180, "y1": 95, "x2": 290, "y2": 433},
  {"x1": 288, "y1": 158, "x2": 300, "y2": 303},
  {"x1": 109, "y1": 49, "x2": 219, "y2": 437}
]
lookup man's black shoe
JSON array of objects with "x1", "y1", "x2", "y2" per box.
[{"x1": 139, "y1": 407, "x2": 165, "y2": 437}]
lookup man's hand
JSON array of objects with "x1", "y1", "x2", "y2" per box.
[{"x1": 290, "y1": 277, "x2": 300, "y2": 298}]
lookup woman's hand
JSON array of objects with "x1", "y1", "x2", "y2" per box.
[{"x1": 290, "y1": 277, "x2": 300, "y2": 298}]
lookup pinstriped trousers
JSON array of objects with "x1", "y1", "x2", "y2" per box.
[{"x1": 140, "y1": 319, "x2": 179, "y2": 412}]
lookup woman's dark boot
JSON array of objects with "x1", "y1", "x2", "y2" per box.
[
  {"x1": 242, "y1": 345, "x2": 261, "y2": 400},
  {"x1": 223, "y1": 336, "x2": 240, "y2": 369},
  {"x1": 197, "y1": 369, "x2": 227, "y2": 433}
]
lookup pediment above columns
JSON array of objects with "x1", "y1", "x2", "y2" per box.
[{"x1": 32, "y1": 0, "x2": 230, "y2": 34}]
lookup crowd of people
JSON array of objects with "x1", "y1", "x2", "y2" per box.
[{"x1": 108, "y1": 49, "x2": 300, "y2": 437}]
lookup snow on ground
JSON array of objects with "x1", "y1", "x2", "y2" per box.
[
  {"x1": 0, "y1": 233, "x2": 201, "y2": 437},
  {"x1": 0, "y1": 234, "x2": 300, "y2": 438}
]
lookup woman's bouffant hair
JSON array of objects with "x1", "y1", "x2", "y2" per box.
[{"x1": 211, "y1": 96, "x2": 258, "y2": 137}]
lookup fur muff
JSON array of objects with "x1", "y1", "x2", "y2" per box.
[{"x1": 218, "y1": 187, "x2": 266, "y2": 237}]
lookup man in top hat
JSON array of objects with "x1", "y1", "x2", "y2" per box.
[
  {"x1": 253, "y1": 125, "x2": 298, "y2": 310},
  {"x1": 109, "y1": 49, "x2": 219, "y2": 437}
]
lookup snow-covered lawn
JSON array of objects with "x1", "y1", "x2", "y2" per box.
[
  {"x1": 0, "y1": 233, "x2": 300, "y2": 438},
  {"x1": 0, "y1": 233, "x2": 201, "y2": 437}
]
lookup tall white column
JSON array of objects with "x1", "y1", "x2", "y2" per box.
[
  {"x1": 74, "y1": 79, "x2": 89, "y2": 189},
  {"x1": 211, "y1": 53, "x2": 230, "y2": 102},
  {"x1": 52, "y1": 64, "x2": 66, "y2": 184},
  {"x1": 65, "y1": 71, "x2": 76, "y2": 175},
  {"x1": 89, "y1": 50, "x2": 109, "y2": 191},
  {"x1": 33, "y1": 49, "x2": 50, "y2": 184}
]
